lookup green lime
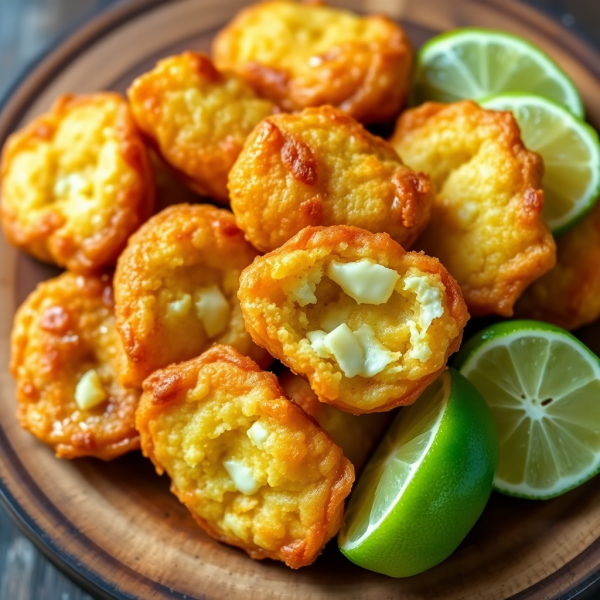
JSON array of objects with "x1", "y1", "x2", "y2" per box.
[
  {"x1": 338, "y1": 369, "x2": 498, "y2": 577},
  {"x1": 456, "y1": 320, "x2": 600, "y2": 500},
  {"x1": 412, "y1": 28, "x2": 584, "y2": 117},
  {"x1": 481, "y1": 93, "x2": 600, "y2": 236}
]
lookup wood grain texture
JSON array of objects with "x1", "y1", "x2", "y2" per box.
[{"x1": 2, "y1": 1, "x2": 600, "y2": 599}]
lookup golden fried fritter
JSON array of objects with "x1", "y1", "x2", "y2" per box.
[
  {"x1": 114, "y1": 203, "x2": 271, "y2": 387},
  {"x1": 136, "y1": 345, "x2": 354, "y2": 569},
  {"x1": 279, "y1": 370, "x2": 390, "y2": 472},
  {"x1": 515, "y1": 202, "x2": 600, "y2": 330},
  {"x1": 10, "y1": 272, "x2": 140, "y2": 460},
  {"x1": 213, "y1": 0, "x2": 412, "y2": 124},
  {"x1": 127, "y1": 52, "x2": 277, "y2": 203},
  {"x1": 0, "y1": 93, "x2": 154, "y2": 273},
  {"x1": 238, "y1": 226, "x2": 469, "y2": 414},
  {"x1": 390, "y1": 100, "x2": 556, "y2": 317},
  {"x1": 229, "y1": 106, "x2": 434, "y2": 253}
]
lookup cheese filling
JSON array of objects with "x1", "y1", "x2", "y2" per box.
[
  {"x1": 223, "y1": 459, "x2": 262, "y2": 495},
  {"x1": 327, "y1": 259, "x2": 400, "y2": 304},
  {"x1": 307, "y1": 324, "x2": 400, "y2": 378},
  {"x1": 194, "y1": 284, "x2": 230, "y2": 337},
  {"x1": 74, "y1": 369, "x2": 108, "y2": 410},
  {"x1": 247, "y1": 421, "x2": 269, "y2": 449}
]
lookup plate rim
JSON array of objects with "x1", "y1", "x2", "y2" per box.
[{"x1": 1, "y1": 1, "x2": 600, "y2": 598}]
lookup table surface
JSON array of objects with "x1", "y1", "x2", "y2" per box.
[{"x1": 1, "y1": 0, "x2": 600, "y2": 598}]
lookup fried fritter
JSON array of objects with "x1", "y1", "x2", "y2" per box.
[
  {"x1": 390, "y1": 100, "x2": 556, "y2": 317},
  {"x1": 0, "y1": 93, "x2": 154, "y2": 273},
  {"x1": 279, "y1": 370, "x2": 390, "y2": 472},
  {"x1": 136, "y1": 345, "x2": 354, "y2": 569},
  {"x1": 114, "y1": 204, "x2": 271, "y2": 387},
  {"x1": 238, "y1": 226, "x2": 469, "y2": 414},
  {"x1": 229, "y1": 106, "x2": 434, "y2": 253},
  {"x1": 515, "y1": 202, "x2": 600, "y2": 330},
  {"x1": 213, "y1": 0, "x2": 412, "y2": 124},
  {"x1": 127, "y1": 52, "x2": 277, "y2": 203},
  {"x1": 10, "y1": 272, "x2": 140, "y2": 460}
]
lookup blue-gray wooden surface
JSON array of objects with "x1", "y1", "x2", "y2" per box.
[{"x1": 0, "y1": 0, "x2": 599, "y2": 598}]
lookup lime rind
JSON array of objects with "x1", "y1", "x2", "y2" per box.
[
  {"x1": 339, "y1": 374, "x2": 449, "y2": 551},
  {"x1": 479, "y1": 93, "x2": 600, "y2": 236},
  {"x1": 413, "y1": 28, "x2": 584, "y2": 118},
  {"x1": 457, "y1": 321, "x2": 600, "y2": 499}
]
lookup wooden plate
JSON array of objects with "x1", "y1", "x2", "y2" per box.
[{"x1": 2, "y1": 1, "x2": 600, "y2": 598}]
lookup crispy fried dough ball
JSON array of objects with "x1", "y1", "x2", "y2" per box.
[
  {"x1": 238, "y1": 226, "x2": 469, "y2": 414},
  {"x1": 213, "y1": 0, "x2": 412, "y2": 124},
  {"x1": 0, "y1": 93, "x2": 154, "y2": 273},
  {"x1": 279, "y1": 370, "x2": 390, "y2": 472},
  {"x1": 390, "y1": 100, "x2": 556, "y2": 317},
  {"x1": 127, "y1": 52, "x2": 277, "y2": 203},
  {"x1": 10, "y1": 272, "x2": 140, "y2": 460},
  {"x1": 515, "y1": 202, "x2": 600, "y2": 330},
  {"x1": 229, "y1": 106, "x2": 434, "y2": 253},
  {"x1": 136, "y1": 345, "x2": 354, "y2": 569},
  {"x1": 114, "y1": 204, "x2": 270, "y2": 387}
]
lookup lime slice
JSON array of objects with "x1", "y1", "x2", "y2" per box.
[
  {"x1": 456, "y1": 320, "x2": 600, "y2": 500},
  {"x1": 338, "y1": 369, "x2": 498, "y2": 577},
  {"x1": 413, "y1": 28, "x2": 584, "y2": 118},
  {"x1": 481, "y1": 93, "x2": 600, "y2": 235}
]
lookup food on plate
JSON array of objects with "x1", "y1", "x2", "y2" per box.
[
  {"x1": 390, "y1": 100, "x2": 556, "y2": 317},
  {"x1": 10, "y1": 272, "x2": 140, "y2": 460},
  {"x1": 238, "y1": 225, "x2": 469, "y2": 414},
  {"x1": 0, "y1": 93, "x2": 154, "y2": 273},
  {"x1": 279, "y1": 370, "x2": 390, "y2": 472},
  {"x1": 114, "y1": 203, "x2": 270, "y2": 387},
  {"x1": 229, "y1": 106, "x2": 434, "y2": 253},
  {"x1": 338, "y1": 369, "x2": 498, "y2": 577},
  {"x1": 456, "y1": 320, "x2": 600, "y2": 499},
  {"x1": 127, "y1": 52, "x2": 277, "y2": 203},
  {"x1": 213, "y1": 0, "x2": 412, "y2": 124},
  {"x1": 150, "y1": 150, "x2": 199, "y2": 212},
  {"x1": 412, "y1": 28, "x2": 584, "y2": 117},
  {"x1": 515, "y1": 202, "x2": 600, "y2": 330},
  {"x1": 136, "y1": 345, "x2": 354, "y2": 568}
]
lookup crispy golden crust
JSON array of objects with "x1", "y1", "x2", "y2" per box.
[
  {"x1": 114, "y1": 204, "x2": 271, "y2": 387},
  {"x1": 0, "y1": 93, "x2": 154, "y2": 273},
  {"x1": 238, "y1": 225, "x2": 469, "y2": 413},
  {"x1": 213, "y1": 0, "x2": 412, "y2": 124},
  {"x1": 278, "y1": 370, "x2": 390, "y2": 472},
  {"x1": 136, "y1": 345, "x2": 354, "y2": 569},
  {"x1": 229, "y1": 106, "x2": 434, "y2": 252},
  {"x1": 390, "y1": 100, "x2": 556, "y2": 317},
  {"x1": 127, "y1": 52, "x2": 277, "y2": 203},
  {"x1": 10, "y1": 272, "x2": 140, "y2": 460},
  {"x1": 515, "y1": 202, "x2": 600, "y2": 330}
]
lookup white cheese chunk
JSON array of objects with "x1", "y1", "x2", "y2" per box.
[
  {"x1": 195, "y1": 285, "x2": 230, "y2": 337},
  {"x1": 75, "y1": 369, "x2": 107, "y2": 410},
  {"x1": 54, "y1": 173, "x2": 92, "y2": 200},
  {"x1": 167, "y1": 294, "x2": 192, "y2": 318},
  {"x1": 285, "y1": 270, "x2": 323, "y2": 306},
  {"x1": 403, "y1": 276, "x2": 444, "y2": 362},
  {"x1": 223, "y1": 460, "x2": 261, "y2": 495},
  {"x1": 307, "y1": 324, "x2": 400, "y2": 378},
  {"x1": 327, "y1": 259, "x2": 400, "y2": 304},
  {"x1": 247, "y1": 421, "x2": 269, "y2": 449}
]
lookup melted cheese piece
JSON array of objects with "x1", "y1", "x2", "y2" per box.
[
  {"x1": 403, "y1": 276, "x2": 444, "y2": 362},
  {"x1": 74, "y1": 369, "x2": 107, "y2": 410},
  {"x1": 167, "y1": 294, "x2": 192, "y2": 318},
  {"x1": 247, "y1": 421, "x2": 269, "y2": 449},
  {"x1": 308, "y1": 324, "x2": 400, "y2": 378},
  {"x1": 285, "y1": 270, "x2": 323, "y2": 306},
  {"x1": 223, "y1": 459, "x2": 262, "y2": 495},
  {"x1": 54, "y1": 172, "x2": 93, "y2": 200},
  {"x1": 327, "y1": 259, "x2": 400, "y2": 304},
  {"x1": 195, "y1": 285, "x2": 230, "y2": 337}
]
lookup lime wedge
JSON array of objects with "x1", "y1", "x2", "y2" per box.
[
  {"x1": 480, "y1": 93, "x2": 600, "y2": 236},
  {"x1": 456, "y1": 320, "x2": 600, "y2": 500},
  {"x1": 338, "y1": 369, "x2": 498, "y2": 577},
  {"x1": 413, "y1": 28, "x2": 584, "y2": 118}
]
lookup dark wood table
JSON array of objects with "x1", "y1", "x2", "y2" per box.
[{"x1": 1, "y1": 0, "x2": 599, "y2": 598}]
